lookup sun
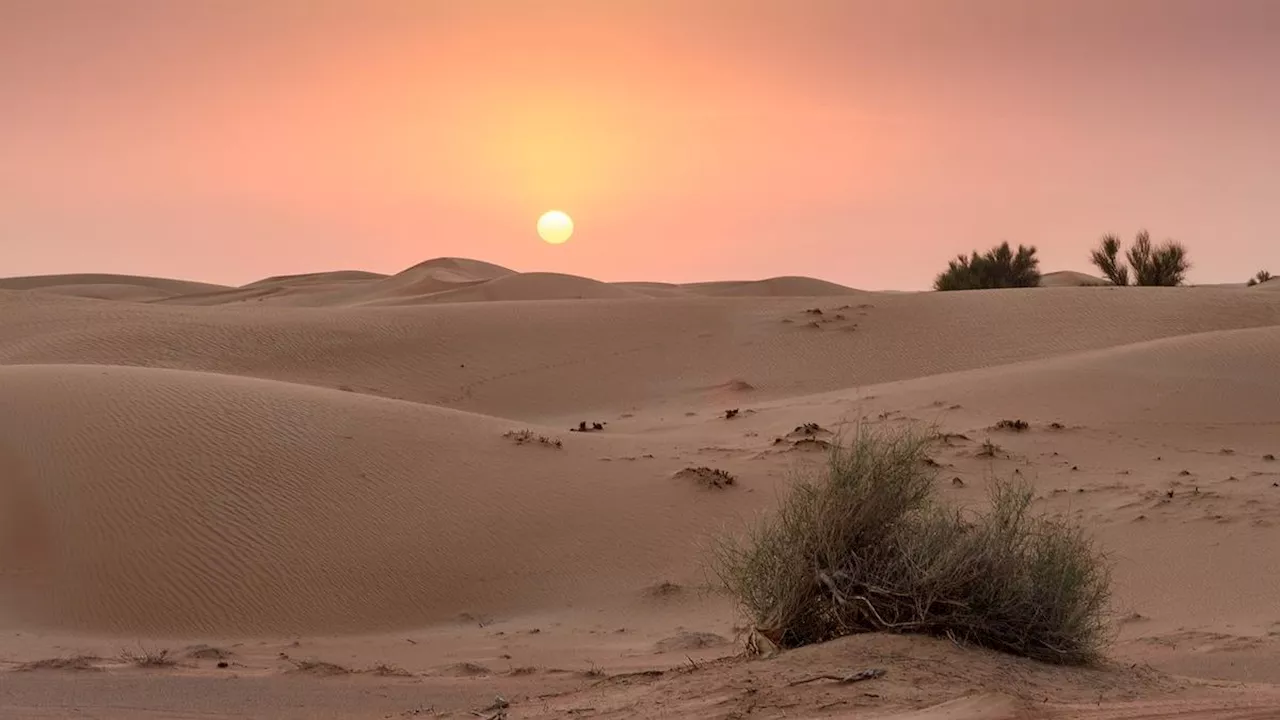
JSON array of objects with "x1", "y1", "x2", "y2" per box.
[{"x1": 537, "y1": 210, "x2": 574, "y2": 245}]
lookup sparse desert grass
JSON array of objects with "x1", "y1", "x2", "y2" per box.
[
  {"x1": 994, "y1": 419, "x2": 1030, "y2": 432},
  {"x1": 366, "y1": 662, "x2": 413, "y2": 677},
  {"x1": 677, "y1": 466, "x2": 736, "y2": 489},
  {"x1": 119, "y1": 647, "x2": 177, "y2": 668},
  {"x1": 712, "y1": 424, "x2": 1112, "y2": 665},
  {"x1": 185, "y1": 644, "x2": 234, "y2": 660},
  {"x1": 15, "y1": 655, "x2": 103, "y2": 672},
  {"x1": 288, "y1": 658, "x2": 352, "y2": 675},
  {"x1": 503, "y1": 429, "x2": 563, "y2": 448}
]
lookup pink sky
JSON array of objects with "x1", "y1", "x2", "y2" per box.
[{"x1": 3, "y1": 0, "x2": 1278, "y2": 289}]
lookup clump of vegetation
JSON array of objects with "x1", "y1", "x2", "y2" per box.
[
  {"x1": 1089, "y1": 230, "x2": 1190, "y2": 286},
  {"x1": 287, "y1": 658, "x2": 352, "y2": 675},
  {"x1": 503, "y1": 429, "x2": 563, "y2": 449},
  {"x1": 994, "y1": 419, "x2": 1030, "y2": 432},
  {"x1": 934, "y1": 242, "x2": 1041, "y2": 291},
  {"x1": 712, "y1": 425, "x2": 1112, "y2": 665},
  {"x1": 1247, "y1": 270, "x2": 1273, "y2": 287},
  {"x1": 119, "y1": 647, "x2": 177, "y2": 668},
  {"x1": 677, "y1": 466, "x2": 737, "y2": 489},
  {"x1": 366, "y1": 662, "x2": 413, "y2": 677},
  {"x1": 16, "y1": 655, "x2": 103, "y2": 672},
  {"x1": 724, "y1": 408, "x2": 740, "y2": 419},
  {"x1": 570, "y1": 421, "x2": 606, "y2": 433}
]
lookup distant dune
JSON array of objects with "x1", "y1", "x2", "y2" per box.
[
  {"x1": 1039, "y1": 270, "x2": 1111, "y2": 287},
  {"x1": 243, "y1": 270, "x2": 390, "y2": 287},
  {"x1": 0, "y1": 273, "x2": 231, "y2": 301},
  {"x1": 385, "y1": 271, "x2": 645, "y2": 304},
  {"x1": 680, "y1": 275, "x2": 863, "y2": 297}
]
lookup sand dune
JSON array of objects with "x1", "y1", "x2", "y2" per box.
[
  {"x1": 0, "y1": 273, "x2": 231, "y2": 301},
  {"x1": 369, "y1": 271, "x2": 644, "y2": 304},
  {"x1": 243, "y1": 270, "x2": 389, "y2": 287},
  {"x1": 0, "y1": 363, "x2": 746, "y2": 635},
  {"x1": 1039, "y1": 269, "x2": 1111, "y2": 287},
  {"x1": 4, "y1": 283, "x2": 1278, "y2": 422},
  {"x1": 3, "y1": 259, "x2": 1280, "y2": 717},
  {"x1": 680, "y1": 275, "x2": 863, "y2": 297}
]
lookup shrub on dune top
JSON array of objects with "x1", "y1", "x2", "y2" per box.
[
  {"x1": 1247, "y1": 270, "x2": 1273, "y2": 287},
  {"x1": 934, "y1": 241, "x2": 1041, "y2": 291},
  {"x1": 1089, "y1": 230, "x2": 1191, "y2": 286},
  {"x1": 712, "y1": 425, "x2": 1112, "y2": 665}
]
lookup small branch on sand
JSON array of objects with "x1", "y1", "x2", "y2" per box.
[
  {"x1": 786, "y1": 668, "x2": 887, "y2": 687},
  {"x1": 470, "y1": 695, "x2": 510, "y2": 719}
]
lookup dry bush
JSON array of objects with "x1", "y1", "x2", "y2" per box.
[
  {"x1": 712, "y1": 424, "x2": 1112, "y2": 665},
  {"x1": 288, "y1": 658, "x2": 351, "y2": 675},
  {"x1": 503, "y1": 429, "x2": 563, "y2": 449},
  {"x1": 119, "y1": 647, "x2": 177, "y2": 668},
  {"x1": 366, "y1": 662, "x2": 413, "y2": 677},
  {"x1": 16, "y1": 655, "x2": 102, "y2": 672},
  {"x1": 935, "y1": 241, "x2": 1041, "y2": 291}
]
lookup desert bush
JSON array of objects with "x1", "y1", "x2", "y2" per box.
[
  {"x1": 1247, "y1": 270, "x2": 1273, "y2": 287},
  {"x1": 1089, "y1": 235, "x2": 1130, "y2": 286},
  {"x1": 934, "y1": 242, "x2": 1041, "y2": 291},
  {"x1": 119, "y1": 647, "x2": 176, "y2": 668},
  {"x1": 712, "y1": 425, "x2": 1112, "y2": 665},
  {"x1": 1089, "y1": 230, "x2": 1190, "y2": 286}
]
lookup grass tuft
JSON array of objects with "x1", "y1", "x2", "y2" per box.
[
  {"x1": 712, "y1": 424, "x2": 1112, "y2": 665},
  {"x1": 118, "y1": 647, "x2": 177, "y2": 668}
]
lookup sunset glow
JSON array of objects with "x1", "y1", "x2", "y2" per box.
[{"x1": 1, "y1": 2, "x2": 1277, "y2": 287}]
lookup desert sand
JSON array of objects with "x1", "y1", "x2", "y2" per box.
[{"x1": 3, "y1": 258, "x2": 1280, "y2": 718}]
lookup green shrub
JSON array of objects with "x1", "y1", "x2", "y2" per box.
[
  {"x1": 1247, "y1": 270, "x2": 1273, "y2": 287},
  {"x1": 1089, "y1": 230, "x2": 1190, "y2": 286},
  {"x1": 934, "y1": 242, "x2": 1041, "y2": 291},
  {"x1": 712, "y1": 425, "x2": 1112, "y2": 665}
]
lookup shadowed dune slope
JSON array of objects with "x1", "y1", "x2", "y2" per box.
[
  {"x1": 0, "y1": 364, "x2": 726, "y2": 636},
  {"x1": 2, "y1": 286, "x2": 1278, "y2": 421}
]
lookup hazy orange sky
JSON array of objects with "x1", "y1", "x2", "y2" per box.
[{"x1": 3, "y1": 1, "x2": 1278, "y2": 289}]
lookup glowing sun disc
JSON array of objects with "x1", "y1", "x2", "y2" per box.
[{"x1": 537, "y1": 210, "x2": 574, "y2": 244}]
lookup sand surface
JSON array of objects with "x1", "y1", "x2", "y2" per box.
[{"x1": 3, "y1": 260, "x2": 1280, "y2": 718}]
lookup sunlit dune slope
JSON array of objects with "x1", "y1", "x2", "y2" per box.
[{"x1": 2, "y1": 286, "x2": 1277, "y2": 422}]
